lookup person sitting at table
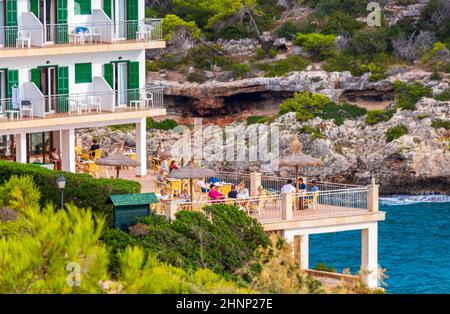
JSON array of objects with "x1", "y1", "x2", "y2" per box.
[
  {"x1": 281, "y1": 179, "x2": 296, "y2": 193},
  {"x1": 89, "y1": 139, "x2": 100, "y2": 158},
  {"x1": 298, "y1": 178, "x2": 307, "y2": 191},
  {"x1": 155, "y1": 143, "x2": 162, "y2": 158},
  {"x1": 237, "y1": 181, "x2": 250, "y2": 198},
  {"x1": 208, "y1": 184, "x2": 225, "y2": 200},
  {"x1": 161, "y1": 157, "x2": 170, "y2": 172},
  {"x1": 196, "y1": 178, "x2": 209, "y2": 193},
  {"x1": 156, "y1": 168, "x2": 167, "y2": 185},
  {"x1": 228, "y1": 185, "x2": 238, "y2": 199},
  {"x1": 309, "y1": 181, "x2": 319, "y2": 192},
  {"x1": 169, "y1": 160, "x2": 180, "y2": 172},
  {"x1": 257, "y1": 186, "x2": 267, "y2": 197},
  {"x1": 111, "y1": 141, "x2": 126, "y2": 155},
  {"x1": 158, "y1": 188, "x2": 170, "y2": 204},
  {"x1": 180, "y1": 189, "x2": 191, "y2": 202},
  {"x1": 49, "y1": 147, "x2": 61, "y2": 170}
]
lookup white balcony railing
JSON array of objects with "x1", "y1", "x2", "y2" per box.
[
  {"x1": 0, "y1": 19, "x2": 162, "y2": 48},
  {"x1": 0, "y1": 86, "x2": 164, "y2": 120}
]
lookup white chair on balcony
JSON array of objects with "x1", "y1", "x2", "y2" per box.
[
  {"x1": 19, "y1": 100, "x2": 33, "y2": 119},
  {"x1": 88, "y1": 96, "x2": 101, "y2": 112},
  {"x1": 90, "y1": 27, "x2": 101, "y2": 43},
  {"x1": 68, "y1": 97, "x2": 89, "y2": 115},
  {"x1": 140, "y1": 91, "x2": 154, "y2": 108},
  {"x1": 136, "y1": 24, "x2": 150, "y2": 41},
  {"x1": 16, "y1": 31, "x2": 31, "y2": 48}
]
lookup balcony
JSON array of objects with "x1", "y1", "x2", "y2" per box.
[
  {"x1": 0, "y1": 85, "x2": 165, "y2": 132},
  {"x1": 0, "y1": 18, "x2": 164, "y2": 57}
]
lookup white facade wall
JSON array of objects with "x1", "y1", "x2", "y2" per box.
[{"x1": 0, "y1": 49, "x2": 146, "y2": 95}]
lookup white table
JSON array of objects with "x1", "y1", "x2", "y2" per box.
[{"x1": 5, "y1": 110, "x2": 20, "y2": 120}]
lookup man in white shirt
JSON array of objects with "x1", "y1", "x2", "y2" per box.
[{"x1": 281, "y1": 179, "x2": 296, "y2": 193}]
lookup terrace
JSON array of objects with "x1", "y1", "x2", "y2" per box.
[
  {"x1": 0, "y1": 86, "x2": 165, "y2": 132},
  {"x1": 0, "y1": 19, "x2": 164, "y2": 57}
]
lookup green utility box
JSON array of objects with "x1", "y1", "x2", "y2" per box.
[{"x1": 107, "y1": 193, "x2": 159, "y2": 231}]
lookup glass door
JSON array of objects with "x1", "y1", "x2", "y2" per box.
[
  {"x1": 40, "y1": 66, "x2": 57, "y2": 113},
  {"x1": 113, "y1": 62, "x2": 128, "y2": 107},
  {"x1": 0, "y1": 1, "x2": 4, "y2": 46},
  {"x1": 39, "y1": 0, "x2": 56, "y2": 44},
  {"x1": 113, "y1": 0, "x2": 126, "y2": 40}
]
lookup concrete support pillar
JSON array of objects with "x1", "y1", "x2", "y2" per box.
[
  {"x1": 136, "y1": 118, "x2": 147, "y2": 177},
  {"x1": 294, "y1": 234, "x2": 309, "y2": 270},
  {"x1": 61, "y1": 129, "x2": 75, "y2": 173},
  {"x1": 361, "y1": 223, "x2": 379, "y2": 289},
  {"x1": 15, "y1": 133, "x2": 27, "y2": 163},
  {"x1": 368, "y1": 178, "x2": 379, "y2": 212},
  {"x1": 52, "y1": 130, "x2": 61, "y2": 151},
  {"x1": 282, "y1": 192, "x2": 294, "y2": 220},
  {"x1": 250, "y1": 172, "x2": 261, "y2": 196}
]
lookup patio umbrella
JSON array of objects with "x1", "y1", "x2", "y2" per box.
[
  {"x1": 167, "y1": 160, "x2": 216, "y2": 202},
  {"x1": 96, "y1": 153, "x2": 141, "y2": 178},
  {"x1": 279, "y1": 137, "x2": 324, "y2": 193}
]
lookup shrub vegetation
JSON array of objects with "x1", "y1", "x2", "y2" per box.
[{"x1": 385, "y1": 124, "x2": 409, "y2": 142}]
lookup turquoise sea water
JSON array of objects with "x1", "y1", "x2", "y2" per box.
[{"x1": 309, "y1": 196, "x2": 450, "y2": 294}]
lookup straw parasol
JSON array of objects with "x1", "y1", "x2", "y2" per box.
[
  {"x1": 96, "y1": 153, "x2": 141, "y2": 178},
  {"x1": 279, "y1": 136, "x2": 324, "y2": 193},
  {"x1": 167, "y1": 160, "x2": 216, "y2": 202}
]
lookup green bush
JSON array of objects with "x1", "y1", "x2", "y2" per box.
[
  {"x1": 434, "y1": 89, "x2": 450, "y2": 101},
  {"x1": 431, "y1": 119, "x2": 450, "y2": 130},
  {"x1": 365, "y1": 109, "x2": 395, "y2": 125},
  {"x1": 320, "y1": 11, "x2": 364, "y2": 36},
  {"x1": 0, "y1": 161, "x2": 140, "y2": 225},
  {"x1": 146, "y1": 60, "x2": 160, "y2": 73},
  {"x1": 279, "y1": 91, "x2": 330, "y2": 121},
  {"x1": 256, "y1": 55, "x2": 309, "y2": 77},
  {"x1": 187, "y1": 71, "x2": 207, "y2": 83},
  {"x1": 103, "y1": 204, "x2": 269, "y2": 277},
  {"x1": 311, "y1": 0, "x2": 367, "y2": 17},
  {"x1": 246, "y1": 115, "x2": 272, "y2": 125},
  {"x1": 314, "y1": 263, "x2": 336, "y2": 273},
  {"x1": 319, "y1": 102, "x2": 367, "y2": 125},
  {"x1": 323, "y1": 52, "x2": 365, "y2": 76},
  {"x1": 268, "y1": 47, "x2": 278, "y2": 58},
  {"x1": 415, "y1": 113, "x2": 430, "y2": 120},
  {"x1": 385, "y1": 124, "x2": 409, "y2": 142},
  {"x1": 231, "y1": 63, "x2": 252, "y2": 79},
  {"x1": 351, "y1": 28, "x2": 388, "y2": 56},
  {"x1": 147, "y1": 117, "x2": 178, "y2": 130},
  {"x1": 360, "y1": 63, "x2": 387, "y2": 82},
  {"x1": 294, "y1": 33, "x2": 336, "y2": 60},
  {"x1": 300, "y1": 125, "x2": 326, "y2": 139},
  {"x1": 255, "y1": 47, "x2": 266, "y2": 60},
  {"x1": 393, "y1": 80, "x2": 432, "y2": 110},
  {"x1": 277, "y1": 20, "x2": 305, "y2": 39}
]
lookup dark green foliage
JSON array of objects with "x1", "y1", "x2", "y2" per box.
[
  {"x1": 187, "y1": 44, "x2": 219, "y2": 71},
  {"x1": 277, "y1": 20, "x2": 308, "y2": 39},
  {"x1": 365, "y1": 109, "x2": 395, "y2": 125},
  {"x1": 299, "y1": 125, "x2": 325, "y2": 139},
  {"x1": 146, "y1": 60, "x2": 160, "y2": 73},
  {"x1": 385, "y1": 124, "x2": 409, "y2": 142},
  {"x1": 419, "y1": 0, "x2": 450, "y2": 43},
  {"x1": 256, "y1": 55, "x2": 309, "y2": 77},
  {"x1": 315, "y1": 263, "x2": 336, "y2": 273},
  {"x1": 0, "y1": 161, "x2": 140, "y2": 225},
  {"x1": 431, "y1": 119, "x2": 450, "y2": 130},
  {"x1": 430, "y1": 71, "x2": 441, "y2": 81},
  {"x1": 393, "y1": 80, "x2": 432, "y2": 110},
  {"x1": 351, "y1": 27, "x2": 388, "y2": 56},
  {"x1": 319, "y1": 102, "x2": 367, "y2": 125},
  {"x1": 321, "y1": 11, "x2": 364, "y2": 36},
  {"x1": 434, "y1": 89, "x2": 450, "y2": 101},
  {"x1": 323, "y1": 52, "x2": 365, "y2": 76},
  {"x1": 294, "y1": 33, "x2": 336, "y2": 60},
  {"x1": 187, "y1": 71, "x2": 207, "y2": 83},
  {"x1": 246, "y1": 115, "x2": 272, "y2": 125},
  {"x1": 103, "y1": 205, "x2": 270, "y2": 277},
  {"x1": 147, "y1": 117, "x2": 178, "y2": 130},
  {"x1": 309, "y1": 0, "x2": 368, "y2": 17},
  {"x1": 279, "y1": 91, "x2": 330, "y2": 121}
]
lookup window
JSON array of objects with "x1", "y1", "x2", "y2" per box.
[
  {"x1": 74, "y1": 0, "x2": 91, "y2": 15},
  {"x1": 75, "y1": 63, "x2": 92, "y2": 83}
]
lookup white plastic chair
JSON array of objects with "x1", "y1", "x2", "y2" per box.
[
  {"x1": 136, "y1": 24, "x2": 149, "y2": 41},
  {"x1": 90, "y1": 27, "x2": 101, "y2": 43},
  {"x1": 20, "y1": 100, "x2": 33, "y2": 119},
  {"x1": 88, "y1": 95, "x2": 101, "y2": 112},
  {"x1": 140, "y1": 91, "x2": 154, "y2": 108},
  {"x1": 16, "y1": 31, "x2": 31, "y2": 48}
]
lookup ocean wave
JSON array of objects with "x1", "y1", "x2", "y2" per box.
[{"x1": 380, "y1": 194, "x2": 450, "y2": 206}]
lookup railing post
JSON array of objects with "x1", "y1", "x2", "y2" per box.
[
  {"x1": 367, "y1": 178, "x2": 379, "y2": 212},
  {"x1": 166, "y1": 202, "x2": 178, "y2": 221},
  {"x1": 282, "y1": 193, "x2": 294, "y2": 220},
  {"x1": 250, "y1": 172, "x2": 261, "y2": 197}
]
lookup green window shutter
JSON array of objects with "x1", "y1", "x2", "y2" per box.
[
  {"x1": 56, "y1": 0, "x2": 68, "y2": 44},
  {"x1": 5, "y1": 0, "x2": 18, "y2": 47},
  {"x1": 6, "y1": 69, "x2": 18, "y2": 110},
  {"x1": 57, "y1": 66, "x2": 69, "y2": 113},
  {"x1": 102, "y1": 0, "x2": 112, "y2": 19},
  {"x1": 31, "y1": 68, "x2": 41, "y2": 90},
  {"x1": 75, "y1": 63, "x2": 92, "y2": 84},
  {"x1": 74, "y1": 0, "x2": 91, "y2": 15},
  {"x1": 30, "y1": 0, "x2": 39, "y2": 17},
  {"x1": 103, "y1": 63, "x2": 113, "y2": 88},
  {"x1": 127, "y1": 0, "x2": 138, "y2": 40},
  {"x1": 128, "y1": 61, "x2": 139, "y2": 102}
]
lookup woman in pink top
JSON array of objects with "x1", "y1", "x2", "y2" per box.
[{"x1": 208, "y1": 184, "x2": 225, "y2": 201}]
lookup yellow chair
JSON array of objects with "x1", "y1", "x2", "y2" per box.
[
  {"x1": 169, "y1": 179, "x2": 182, "y2": 196},
  {"x1": 304, "y1": 191, "x2": 319, "y2": 210},
  {"x1": 84, "y1": 163, "x2": 99, "y2": 178},
  {"x1": 93, "y1": 149, "x2": 102, "y2": 160}
]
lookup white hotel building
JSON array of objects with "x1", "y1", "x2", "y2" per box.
[{"x1": 0, "y1": 0, "x2": 166, "y2": 175}]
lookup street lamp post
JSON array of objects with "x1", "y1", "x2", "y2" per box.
[{"x1": 56, "y1": 174, "x2": 66, "y2": 209}]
